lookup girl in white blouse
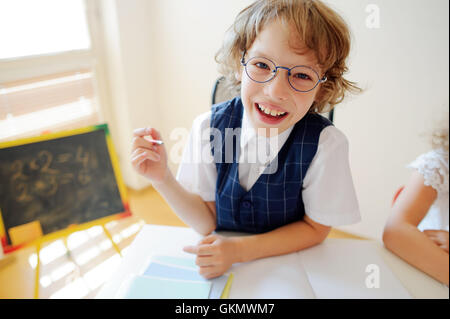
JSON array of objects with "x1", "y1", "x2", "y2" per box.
[{"x1": 383, "y1": 121, "x2": 449, "y2": 286}]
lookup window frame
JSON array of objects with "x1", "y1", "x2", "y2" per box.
[{"x1": 0, "y1": 0, "x2": 109, "y2": 141}]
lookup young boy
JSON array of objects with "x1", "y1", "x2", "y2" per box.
[{"x1": 131, "y1": 0, "x2": 361, "y2": 279}]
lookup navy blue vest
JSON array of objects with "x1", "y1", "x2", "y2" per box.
[{"x1": 210, "y1": 97, "x2": 332, "y2": 233}]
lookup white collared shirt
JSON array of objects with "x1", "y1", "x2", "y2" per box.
[
  {"x1": 176, "y1": 109, "x2": 361, "y2": 226},
  {"x1": 237, "y1": 109, "x2": 294, "y2": 191}
]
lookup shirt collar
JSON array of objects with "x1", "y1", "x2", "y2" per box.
[
  {"x1": 240, "y1": 109, "x2": 256, "y2": 148},
  {"x1": 240, "y1": 107, "x2": 294, "y2": 162}
]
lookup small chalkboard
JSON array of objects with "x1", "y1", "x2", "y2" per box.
[{"x1": 0, "y1": 124, "x2": 130, "y2": 250}]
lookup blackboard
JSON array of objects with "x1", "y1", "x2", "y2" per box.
[{"x1": 0, "y1": 124, "x2": 128, "y2": 247}]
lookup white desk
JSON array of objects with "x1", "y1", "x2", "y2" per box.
[{"x1": 96, "y1": 225, "x2": 449, "y2": 299}]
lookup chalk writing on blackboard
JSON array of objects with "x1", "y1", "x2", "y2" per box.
[
  {"x1": 9, "y1": 146, "x2": 94, "y2": 203},
  {"x1": 0, "y1": 127, "x2": 126, "y2": 245}
]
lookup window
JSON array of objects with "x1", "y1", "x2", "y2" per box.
[{"x1": 0, "y1": 0, "x2": 102, "y2": 141}]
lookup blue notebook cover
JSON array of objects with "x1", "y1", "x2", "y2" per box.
[
  {"x1": 123, "y1": 275, "x2": 212, "y2": 299},
  {"x1": 145, "y1": 255, "x2": 230, "y2": 299}
]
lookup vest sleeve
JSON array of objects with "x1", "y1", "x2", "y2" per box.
[
  {"x1": 175, "y1": 111, "x2": 217, "y2": 202},
  {"x1": 302, "y1": 126, "x2": 361, "y2": 226}
]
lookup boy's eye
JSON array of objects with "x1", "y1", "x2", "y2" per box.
[
  {"x1": 293, "y1": 72, "x2": 312, "y2": 80},
  {"x1": 255, "y1": 62, "x2": 270, "y2": 70}
]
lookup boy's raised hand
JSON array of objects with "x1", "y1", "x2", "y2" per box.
[
  {"x1": 131, "y1": 127, "x2": 168, "y2": 184},
  {"x1": 183, "y1": 234, "x2": 241, "y2": 279}
]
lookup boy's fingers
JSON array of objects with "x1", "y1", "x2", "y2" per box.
[
  {"x1": 205, "y1": 273, "x2": 221, "y2": 279},
  {"x1": 132, "y1": 136, "x2": 160, "y2": 152},
  {"x1": 199, "y1": 266, "x2": 222, "y2": 279},
  {"x1": 131, "y1": 147, "x2": 146, "y2": 158},
  {"x1": 198, "y1": 234, "x2": 217, "y2": 245},
  {"x1": 133, "y1": 127, "x2": 163, "y2": 141},
  {"x1": 131, "y1": 148, "x2": 160, "y2": 163},
  {"x1": 197, "y1": 244, "x2": 214, "y2": 256},
  {"x1": 133, "y1": 127, "x2": 151, "y2": 137},
  {"x1": 148, "y1": 127, "x2": 163, "y2": 140},
  {"x1": 199, "y1": 265, "x2": 216, "y2": 277},
  {"x1": 132, "y1": 151, "x2": 158, "y2": 166},
  {"x1": 136, "y1": 155, "x2": 148, "y2": 168},
  {"x1": 131, "y1": 151, "x2": 146, "y2": 165},
  {"x1": 183, "y1": 244, "x2": 212, "y2": 256},
  {"x1": 183, "y1": 245, "x2": 198, "y2": 255},
  {"x1": 195, "y1": 256, "x2": 217, "y2": 267}
]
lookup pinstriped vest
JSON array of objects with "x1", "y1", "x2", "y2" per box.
[{"x1": 211, "y1": 97, "x2": 332, "y2": 233}]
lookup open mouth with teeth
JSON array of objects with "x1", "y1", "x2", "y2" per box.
[{"x1": 255, "y1": 103, "x2": 289, "y2": 124}]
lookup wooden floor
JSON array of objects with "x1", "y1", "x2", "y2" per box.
[{"x1": 127, "y1": 186, "x2": 366, "y2": 240}]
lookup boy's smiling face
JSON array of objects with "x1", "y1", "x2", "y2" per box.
[{"x1": 239, "y1": 19, "x2": 324, "y2": 137}]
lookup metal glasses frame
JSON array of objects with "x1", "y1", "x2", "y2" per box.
[{"x1": 240, "y1": 51, "x2": 327, "y2": 93}]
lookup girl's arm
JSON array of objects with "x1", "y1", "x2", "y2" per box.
[{"x1": 382, "y1": 171, "x2": 449, "y2": 285}]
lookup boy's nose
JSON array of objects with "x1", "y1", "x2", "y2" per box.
[{"x1": 264, "y1": 69, "x2": 290, "y2": 100}]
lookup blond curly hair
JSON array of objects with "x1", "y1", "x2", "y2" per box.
[{"x1": 215, "y1": 0, "x2": 361, "y2": 113}]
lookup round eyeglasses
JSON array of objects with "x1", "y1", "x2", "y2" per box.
[{"x1": 241, "y1": 54, "x2": 327, "y2": 93}]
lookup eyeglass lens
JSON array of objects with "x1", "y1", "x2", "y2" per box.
[{"x1": 244, "y1": 57, "x2": 320, "y2": 92}]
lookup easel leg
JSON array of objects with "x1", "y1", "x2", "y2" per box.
[
  {"x1": 34, "y1": 240, "x2": 41, "y2": 299},
  {"x1": 101, "y1": 224, "x2": 122, "y2": 257}
]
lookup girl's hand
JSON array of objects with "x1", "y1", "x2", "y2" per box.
[
  {"x1": 183, "y1": 234, "x2": 241, "y2": 279},
  {"x1": 131, "y1": 127, "x2": 168, "y2": 184},
  {"x1": 423, "y1": 230, "x2": 449, "y2": 253}
]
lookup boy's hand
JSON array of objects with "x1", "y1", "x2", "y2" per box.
[
  {"x1": 183, "y1": 234, "x2": 241, "y2": 279},
  {"x1": 423, "y1": 230, "x2": 449, "y2": 253},
  {"x1": 131, "y1": 127, "x2": 168, "y2": 184}
]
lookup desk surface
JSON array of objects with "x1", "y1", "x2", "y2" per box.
[{"x1": 97, "y1": 225, "x2": 449, "y2": 299}]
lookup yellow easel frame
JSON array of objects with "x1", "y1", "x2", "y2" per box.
[{"x1": 32, "y1": 215, "x2": 125, "y2": 298}]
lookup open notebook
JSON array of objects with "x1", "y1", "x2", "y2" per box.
[
  {"x1": 115, "y1": 255, "x2": 233, "y2": 299},
  {"x1": 228, "y1": 239, "x2": 412, "y2": 299}
]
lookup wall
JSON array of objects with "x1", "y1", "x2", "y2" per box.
[
  {"x1": 326, "y1": 0, "x2": 449, "y2": 239},
  {"x1": 97, "y1": 0, "x2": 161, "y2": 189},
  {"x1": 99, "y1": 0, "x2": 449, "y2": 239}
]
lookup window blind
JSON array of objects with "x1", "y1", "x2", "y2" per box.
[{"x1": 0, "y1": 69, "x2": 99, "y2": 141}]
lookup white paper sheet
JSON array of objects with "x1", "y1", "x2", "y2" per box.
[
  {"x1": 298, "y1": 239, "x2": 411, "y2": 299},
  {"x1": 228, "y1": 253, "x2": 316, "y2": 299}
]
